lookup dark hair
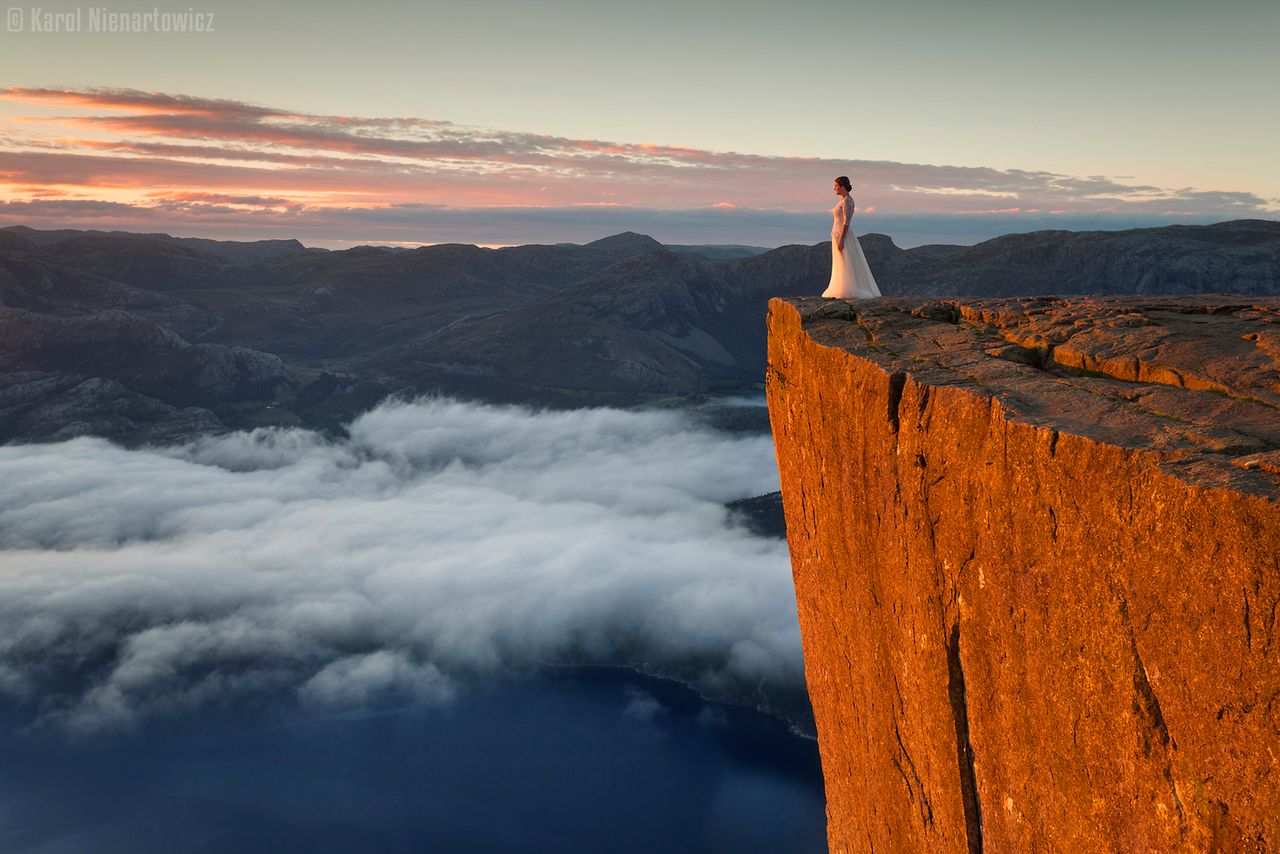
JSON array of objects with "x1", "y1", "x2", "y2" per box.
[{"x1": 835, "y1": 176, "x2": 852, "y2": 191}]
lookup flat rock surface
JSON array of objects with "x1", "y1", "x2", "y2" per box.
[{"x1": 793, "y1": 293, "x2": 1280, "y2": 493}]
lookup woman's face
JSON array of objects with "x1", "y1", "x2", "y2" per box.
[{"x1": 833, "y1": 181, "x2": 846, "y2": 197}]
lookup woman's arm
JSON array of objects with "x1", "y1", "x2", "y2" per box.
[{"x1": 838, "y1": 198, "x2": 850, "y2": 251}]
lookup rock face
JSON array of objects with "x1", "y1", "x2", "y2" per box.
[
  {"x1": 0, "y1": 371, "x2": 225, "y2": 445},
  {"x1": 765, "y1": 295, "x2": 1280, "y2": 852},
  {"x1": 0, "y1": 307, "x2": 292, "y2": 446}
]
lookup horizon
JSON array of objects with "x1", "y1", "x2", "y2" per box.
[{"x1": 5, "y1": 216, "x2": 1275, "y2": 254}]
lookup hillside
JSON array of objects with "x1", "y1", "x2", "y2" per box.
[{"x1": 0, "y1": 220, "x2": 1277, "y2": 444}]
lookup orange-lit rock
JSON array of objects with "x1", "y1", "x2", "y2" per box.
[{"x1": 765, "y1": 295, "x2": 1280, "y2": 853}]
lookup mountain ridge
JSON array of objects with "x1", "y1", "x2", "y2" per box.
[{"x1": 1, "y1": 219, "x2": 1277, "y2": 444}]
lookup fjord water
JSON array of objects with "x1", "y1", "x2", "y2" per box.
[
  {"x1": 0, "y1": 668, "x2": 824, "y2": 852},
  {"x1": 0, "y1": 395, "x2": 824, "y2": 851}
]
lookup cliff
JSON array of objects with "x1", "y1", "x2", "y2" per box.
[{"x1": 765, "y1": 295, "x2": 1280, "y2": 852}]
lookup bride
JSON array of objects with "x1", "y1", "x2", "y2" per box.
[{"x1": 822, "y1": 175, "x2": 881, "y2": 298}]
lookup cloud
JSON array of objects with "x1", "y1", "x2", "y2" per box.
[
  {"x1": 0, "y1": 395, "x2": 799, "y2": 735},
  {"x1": 1, "y1": 85, "x2": 1275, "y2": 246},
  {"x1": 621, "y1": 686, "x2": 668, "y2": 727},
  {"x1": 299, "y1": 651, "x2": 455, "y2": 709},
  {"x1": 0, "y1": 87, "x2": 293, "y2": 119},
  {"x1": 147, "y1": 190, "x2": 294, "y2": 207}
]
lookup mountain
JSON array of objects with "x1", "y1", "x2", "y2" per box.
[
  {"x1": 0, "y1": 230, "x2": 293, "y2": 444},
  {"x1": 351, "y1": 221, "x2": 1280, "y2": 405},
  {"x1": 355, "y1": 243, "x2": 832, "y2": 404},
  {"x1": 0, "y1": 220, "x2": 1277, "y2": 443},
  {"x1": 0, "y1": 307, "x2": 290, "y2": 446},
  {"x1": 863, "y1": 219, "x2": 1280, "y2": 296},
  {"x1": 663, "y1": 243, "x2": 771, "y2": 261},
  {"x1": 1, "y1": 224, "x2": 318, "y2": 266}
]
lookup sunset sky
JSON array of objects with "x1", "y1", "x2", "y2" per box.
[{"x1": 1, "y1": 0, "x2": 1276, "y2": 248}]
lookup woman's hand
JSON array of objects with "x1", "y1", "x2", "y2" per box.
[{"x1": 837, "y1": 238, "x2": 845, "y2": 251}]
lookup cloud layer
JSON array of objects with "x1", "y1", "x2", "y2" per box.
[
  {"x1": 0, "y1": 396, "x2": 799, "y2": 734},
  {"x1": 1, "y1": 86, "x2": 1274, "y2": 247}
]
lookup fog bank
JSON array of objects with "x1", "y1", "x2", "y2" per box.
[{"x1": 0, "y1": 396, "x2": 801, "y2": 734}]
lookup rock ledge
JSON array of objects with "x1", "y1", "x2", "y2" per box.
[{"x1": 766, "y1": 294, "x2": 1280, "y2": 852}]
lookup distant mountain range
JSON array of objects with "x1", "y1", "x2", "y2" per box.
[{"x1": 1, "y1": 219, "x2": 1277, "y2": 445}]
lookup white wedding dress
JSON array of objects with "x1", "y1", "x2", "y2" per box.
[{"x1": 822, "y1": 195, "x2": 881, "y2": 298}]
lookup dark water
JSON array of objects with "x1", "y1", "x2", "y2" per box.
[{"x1": 0, "y1": 668, "x2": 826, "y2": 853}]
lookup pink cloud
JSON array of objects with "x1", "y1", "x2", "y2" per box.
[
  {"x1": 146, "y1": 190, "x2": 294, "y2": 207},
  {"x1": 0, "y1": 85, "x2": 1273, "y2": 243}
]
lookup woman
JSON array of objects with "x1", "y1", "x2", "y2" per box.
[{"x1": 822, "y1": 175, "x2": 881, "y2": 298}]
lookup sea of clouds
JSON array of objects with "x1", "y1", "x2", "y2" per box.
[{"x1": 0, "y1": 396, "x2": 802, "y2": 734}]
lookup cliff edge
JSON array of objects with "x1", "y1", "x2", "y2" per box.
[{"x1": 765, "y1": 295, "x2": 1280, "y2": 852}]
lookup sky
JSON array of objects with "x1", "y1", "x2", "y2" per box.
[{"x1": 0, "y1": 0, "x2": 1277, "y2": 248}]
